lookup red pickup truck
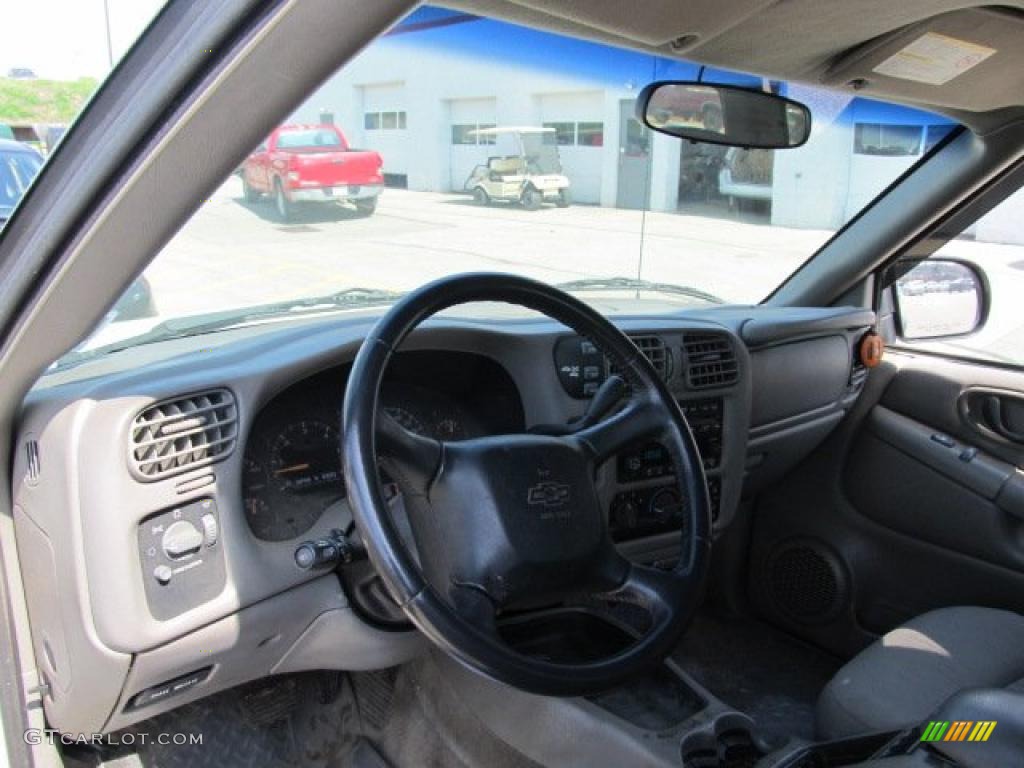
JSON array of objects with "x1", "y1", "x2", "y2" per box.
[{"x1": 241, "y1": 124, "x2": 384, "y2": 220}]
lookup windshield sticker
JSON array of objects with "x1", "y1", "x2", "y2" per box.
[{"x1": 872, "y1": 32, "x2": 996, "y2": 86}]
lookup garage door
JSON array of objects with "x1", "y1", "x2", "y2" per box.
[
  {"x1": 538, "y1": 91, "x2": 604, "y2": 204},
  {"x1": 361, "y1": 82, "x2": 408, "y2": 179},
  {"x1": 448, "y1": 97, "x2": 497, "y2": 191}
]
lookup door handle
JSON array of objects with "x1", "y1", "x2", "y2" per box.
[{"x1": 983, "y1": 395, "x2": 1024, "y2": 444}]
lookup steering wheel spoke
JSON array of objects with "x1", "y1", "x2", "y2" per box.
[
  {"x1": 598, "y1": 557, "x2": 682, "y2": 625},
  {"x1": 375, "y1": 408, "x2": 442, "y2": 495},
  {"x1": 572, "y1": 393, "x2": 665, "y2": 465},
  {"x1": 450, "y1": 583, "x2": 500, "y2": 638}
]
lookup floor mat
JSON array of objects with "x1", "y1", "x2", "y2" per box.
[
  {"x1": 70, "y1": 663, "x2": 538, "y2": 768},
  {"x1": 66, "y1": 672, "x2": 361, "y2": 768},
  {"x1": 350, "y1": 660, "x2": 540, "y2": 768},
  {"x1": 672, "y1": 614, "x2": 842, "y2": 745}
]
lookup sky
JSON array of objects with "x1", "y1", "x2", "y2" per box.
[{"x1": 0, "y1": 0, "x2": 166, "y2": 80}]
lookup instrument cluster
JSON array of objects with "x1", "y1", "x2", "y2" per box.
[{"x1": 241, "y1": 352, "x2": 523, "y2": 541}]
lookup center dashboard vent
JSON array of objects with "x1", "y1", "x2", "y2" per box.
[
  {"x1": 130, "y1": 389, "x2": 238, "y2": 481},
  {"x1": 628, "y1": 334, "x2": 673, "y2": 382},
  {"x1": 682, "y1": 333, "x2": 738, "y2": 390}
]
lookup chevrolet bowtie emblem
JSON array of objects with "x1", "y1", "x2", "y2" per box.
[{"x1": 527, "y1": 481, "x2": 570, "y2": 508}]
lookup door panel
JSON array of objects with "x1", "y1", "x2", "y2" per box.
[
  {"x1": 748, "y1": 351, "x2": 1024, "y2": 659},
  {"x1": 844, "y1": 408, "x2": 1024, "y2": 570}
]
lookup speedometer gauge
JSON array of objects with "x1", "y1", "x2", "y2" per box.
[
  {"x1": 242, "y1": 420, "x2": 344, "y2": 541},
  {"x1": 269, "y1": 420, "x2": 343, "y2": 494}
]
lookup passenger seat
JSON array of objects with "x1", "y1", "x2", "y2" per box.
[{"x1": 816, "y1": 606, "x2": 1024, "y2": 739}]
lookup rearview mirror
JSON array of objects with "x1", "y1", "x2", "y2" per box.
[
  {"x1": 891, "y1": 258, "x2": 989, "y2": 340},
  {"x1": 637, "y1": 82, "x2": 811, "y2": 149}
]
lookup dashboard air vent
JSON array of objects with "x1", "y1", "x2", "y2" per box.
[
  {"x1": 682, "y1": 333, "x2": 738, "y2": 390},
  {"x1": 849, "y1": 345, "x2": 869, "y2": 390},
  {"x1": 629, "y1": 335, "x2": 673, "y2": 381},
  {"x1": 131, "y1": 389, "x2": 238, "y2": 481}
]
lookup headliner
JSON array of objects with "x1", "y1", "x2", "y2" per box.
[{"x1": 443, "y1": 0, "x2": 1024, "y2": 133}]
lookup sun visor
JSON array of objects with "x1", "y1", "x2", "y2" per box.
[{"x1": 822, "y1": 7, "x2": 1024, "y2": 113}]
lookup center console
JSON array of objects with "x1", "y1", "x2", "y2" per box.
[
  {"x1": 434, "y1": 607, "x2": 769, "y2": 768},
  {"x1": 609, "y1": 398, "x2": 725, "y2": 542}
]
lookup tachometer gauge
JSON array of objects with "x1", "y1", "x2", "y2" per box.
[
  {"x1": 383, "y1": 406, "x2": 426, "y2": 436},
  {"x1": 434, "y1": 416, "x2": 465, "y2": 441}
]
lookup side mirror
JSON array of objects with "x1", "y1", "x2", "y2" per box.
[
  {"x1": 890, "y1": 258, "x2": 989, "y2": 340},
  {"x1": 637, "y1": 81, "x2": 811, "y2": 149}
]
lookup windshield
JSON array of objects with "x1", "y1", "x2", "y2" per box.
[
  {"x1": 12, "y1": 6, "x2": 959, "y2": 365},
  {"x1": 521, "y1": 132, "x2": 562, "y2": 175}
]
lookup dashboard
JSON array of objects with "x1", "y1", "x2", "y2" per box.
[{"x1": 12, "y1": 305, "x2": 873, "y2": 736}]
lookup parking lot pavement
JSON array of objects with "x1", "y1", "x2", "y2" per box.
[
  {"x1": 145, "y1": 177, "x2": 831, "y2": 320},
  {"x1": 138, "y1": 176, "x2": 1023, "y2": 361}
]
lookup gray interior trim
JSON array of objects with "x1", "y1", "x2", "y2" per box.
[
  {"x1": 103, "y1": 575, "x2": 423, "y2": 734},
  {"x1": 0, "y1": 524, "x2": 30, "y2": 768},
  {"x1": 739, "y1": 308, "x2": 876, "y2": 349}
]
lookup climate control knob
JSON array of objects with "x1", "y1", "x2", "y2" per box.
[{"x1": 161, "y1": 520, "x2": 204, "y2": 559}]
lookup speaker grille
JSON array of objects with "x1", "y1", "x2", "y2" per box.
[{"x1": 767, "y1": 540, "x2": 847, "y2": 624}]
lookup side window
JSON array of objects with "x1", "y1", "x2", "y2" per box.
[
  {"x1": 450, "y1": 123, "x2": 495, "y2": 145},
  {"x1": 854, "y1": 123, "x2": 922, "y2": 156},
  {"x1": 891, "y1": 186, "x2": 1024, "y2": 367},
  {"x1": 542, "y1": 122, "x2": 575, "y2": 145}
]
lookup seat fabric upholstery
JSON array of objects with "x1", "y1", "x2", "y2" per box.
[{"x1": 816, "y1": 606, "x2": 1024, "y2": 740}]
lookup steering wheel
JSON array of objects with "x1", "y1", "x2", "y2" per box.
[{"x1": 342, "y1": 273, "x2": 711, "y2": 696}]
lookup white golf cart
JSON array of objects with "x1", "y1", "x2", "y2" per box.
[{"x1": 464, "y1": 126, "x2": 571, "y2": 210}]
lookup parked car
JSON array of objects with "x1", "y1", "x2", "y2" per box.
[
  {"x1": 1, "y1": 139, "x2": 154, "y2": 323},
  {"x1": 649, "y1": 84, "x2": 723, "y2": 132},
  {"x1": 718, "y1": 146, "x2": 773, "y2": 209},
  {"x1": 0, "y1": 139, "x2": 43, "y2": 225},
  {"x1": 241, "y1": 124, "x2": 384, "y2": 220},
  {"x1": 464, "y1": 127, "x2": 571, "y2": 209}
]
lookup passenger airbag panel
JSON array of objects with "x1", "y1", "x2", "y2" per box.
[{"x1": 749, "y1": 336, "x2": 850, "y2": 427}]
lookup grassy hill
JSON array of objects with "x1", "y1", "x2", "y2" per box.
[{"x1": 0, "y1": 77, "x2": 98, "y2": 124}]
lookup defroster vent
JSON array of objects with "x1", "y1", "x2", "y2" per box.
[
  {"x1": 130, "y1": 389, "x2": 238, "y2": 481},
  {"x1": 681, "y1": 333, "x2": 738, "y2": 390}
]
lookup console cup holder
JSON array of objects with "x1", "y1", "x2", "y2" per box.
[{"x1": 681, "y1": 714, "x2": 766, "y2": 768}]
